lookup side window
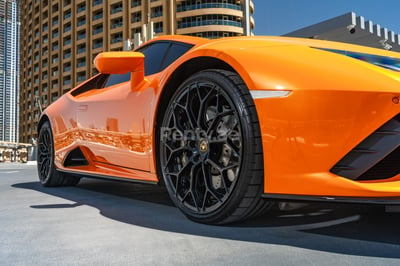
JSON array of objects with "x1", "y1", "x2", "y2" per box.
[
  {"x1": 71, "y1": 73, "x2": 109, "y2": 96},
  {"x1": 161, "y1": 43, "x2": 192, "y2": 70},
  {"x1": 104, "y1": 72, "x2": 131, "y2": 87},
  {"x1": 138, "y1": 42, "x2": 170, "y2": 75}
]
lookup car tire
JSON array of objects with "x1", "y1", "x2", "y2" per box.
[
  {"x1": 159, "y1": 69, "x2": 273, "y2": 224},
  {"x1": 37, "y1": 121, "x2": 80, "y2": 187}
]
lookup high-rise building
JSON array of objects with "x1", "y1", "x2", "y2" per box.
[
  {"x1": 19, "y1": 0, "x2": 255, "y2": 143},
  {"x1": 0, "y1": 0, "x2": 19, "y2": 142}
]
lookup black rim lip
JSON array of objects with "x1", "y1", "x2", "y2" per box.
[
  {"x1": 37, "y1": 126, "x2": 52, "y2": 183},
  {"x1": 160, "y1": 77, "x2": 244, "y2": 215}
]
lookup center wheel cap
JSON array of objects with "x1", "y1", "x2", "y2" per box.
[{"x1": 199, "y1": 139, "x2": 209, "y2": 153}]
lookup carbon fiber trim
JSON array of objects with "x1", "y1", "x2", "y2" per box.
[{"x1": 331, "y1": 114, "x2": 400, "y2": 180}]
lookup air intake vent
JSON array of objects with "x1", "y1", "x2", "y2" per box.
[
  {"x1": 64, "y1": 147, "x2": 89, "y2": 167},
  {"x1": 331, "y1": 114, "x2": 400, "y2": 180}
]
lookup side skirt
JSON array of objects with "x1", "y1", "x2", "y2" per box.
[{"x1": 58, "y1": 169, "x2": 159, "y2": 185}]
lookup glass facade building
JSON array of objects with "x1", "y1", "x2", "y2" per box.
[{"x1": 0, "y1": 0, "x2": 19, "y2": 142}]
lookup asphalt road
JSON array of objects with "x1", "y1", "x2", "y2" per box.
[{"x1": 1, "y1": 163, "x2": 400, "y2": 266}]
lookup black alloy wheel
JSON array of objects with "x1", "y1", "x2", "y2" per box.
[
  {"x1": 159, "y1": 69, "x2": 272, "y2": 224},
  {"x1": 37, "y1": 121, "x2": 80, "y2": 187}
]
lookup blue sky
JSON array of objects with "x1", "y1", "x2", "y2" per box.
[{"x1": 253, "y1": 0, "x2": 400, "y2": 36}]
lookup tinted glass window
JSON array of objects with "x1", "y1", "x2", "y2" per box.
[
  {"x1": 138, "y1": 42, "x2": 170, "y2": 75},
  {"x1": 161, "y1": 43, "x2": 192, "y2": 69},
  {"x1": 104, "y1": 72, "x2": 131, "y2": 87},
  {"x1": 71, "y1": 73, "x2": 109, "y2": 96}
]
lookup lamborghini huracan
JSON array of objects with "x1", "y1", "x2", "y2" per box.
[{"x1": 37, "y1": 35, "x2": 400, "y2": 224}]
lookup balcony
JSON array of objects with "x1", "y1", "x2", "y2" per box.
[
  {"x1": 93, "y1": 13, "x2": 103, "y2": 20},
  {"x1": 111, "y1": 22, "x2": 123, "y2": 29},
  {"x1": 77, "y1": 19, "x2": 86, "y2": 27},
  {"x1": 93, "y1": 27, "x2": 103, "y2": 35},
  {"x1": 77, "y1": 6, "x2": 86, "y2": 13},
  {"x1": 177, "y1": 3, "x2": 241, "y2": 12},
  {"x1": 178, "y1": 19, "x2": 242, "y2": 29},
  {"x1": 93, "y1": 42, "x2": 103, "y2": 49},
  {"x1": 111, "y1": 6, "x2": 123, "y2": 15}
]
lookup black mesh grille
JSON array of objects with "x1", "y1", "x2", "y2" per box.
[{"x1": 331, "y1": 114, "x2": 400, "y2": 181}]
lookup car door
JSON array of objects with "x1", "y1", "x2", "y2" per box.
[
  {"x1": 75, "y1": 72, "x2": 155, "y2": 173},
  {"x1": 76, "y1": 41, "x2": 193, "y2": 173}
]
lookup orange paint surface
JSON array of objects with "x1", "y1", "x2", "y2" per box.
[{"x1": 42, "y1": 35, "x2": 400, "y2": 197}]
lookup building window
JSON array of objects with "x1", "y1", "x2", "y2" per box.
[
  {"x1": 93, "y1": 0, "x2": 102, "y2": 6},
  {"x1": 52, "y1": 92, "x2": 58, "y2": 101},
  {"x1": 77, "y1": 17, "x2": 86, "y2": 27},
  {"x1": 63, "y1": 37, "x2": 71, "y2": 46},
  {"x1": 131, "y1": 11, "x2": 141, "y2": 23},
  {"x1": 63, "y1": 76, "x2": 71, "y2": 85},
  {"x1": 77, "y1": 72, "x2": 86, "y2": 82},
  {"x1": 77, "y1": 3, "x2": 86, "y2": 13},
  {"x1": 77, "y1": 44, "x2": 86, "y2": 54},
  {"x1": 131, "y1": 0, "x2": 141, "y2": 8},
  {"x1": 93, "y1": 24, "x2": 103, "y2": 35},
  {"x1": 63, "y1": 63, "x2": 71, "y2": 72},
  {"x1": 64, "y1": 23, "x2": 71, "y2": 33},
  {"x1": 52, "y1": 67, "x2": 59, "y2": 76},
  {"x1": 93, "y1": 38, "x2": 103, "y2": 49},
  {"x1": 151, "y1": 6, "x2": 163, "y2": 18},
  {"x1": 154, "y1": 22, "x2": 163, "y2": 33},
  {"x1": 52, "y1": 42, "x2": 59, "y2": 51},
  {"x1": 110, "y1": 32, "x2": 123, "y2": 44},
  {"x1": 77, "y1": 58, "x2": 86, "y2": 68},
  {"x1": 52, "y1": 17, "x2": 59, "y2": 26},
  {"x1": 93, "y1": 10, "x2": 103, "y2": 20},
  {"x1": 111, "y1": 18, "x2": 123, "y2": 29},
  {"x1": 77, "y1": 31, "x2": 86, "y2": 40},
  {"x1": 52, "y1": 4, "x2": 58, "y2": 13},
  {"x1": 177, "y1": 1, "x2": 241, "y2": 12},
  {"x1": 63, "y1": 50, "x2": 71, "y2": 59},
  {"x1": 64, "y1": 10, "x2": 71, "y2": 20},
  {"x1": 110, "y1": 2, "x2": 123, "y2": 15}
]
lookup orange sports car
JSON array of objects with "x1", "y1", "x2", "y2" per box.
[{"x1": 37, "y1": 35, "x2": 400, "y2": 224}]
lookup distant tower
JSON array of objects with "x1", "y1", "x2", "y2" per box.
[{"x1": 0, "y1": 0, "x2": 20, "y2": 142}]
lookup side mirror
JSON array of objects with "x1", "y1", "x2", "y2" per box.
[{"x1": 94, "y1": 52, "x2": 145, "y2": 89}]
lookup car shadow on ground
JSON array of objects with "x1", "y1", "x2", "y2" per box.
[{"x1": 13, "y1": 178, "x2": 400, "y2": 258}]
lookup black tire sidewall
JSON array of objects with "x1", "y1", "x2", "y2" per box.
[
  {"x1": 159, "y1": 70, "x2": 262, "y2": 224},
  {"x1": 37, "y1": 121, "x2": 56, "y2": 185}
]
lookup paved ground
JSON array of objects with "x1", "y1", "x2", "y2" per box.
[{"x1": 1, "y1": 163, "x2": 400, "y2": 266}]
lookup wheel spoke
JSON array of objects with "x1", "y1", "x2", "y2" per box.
[
  {"x1": 201, "y1": 163, "x2": 223, "y2": 204},
  {"x1": 160, "y1": 76, "x2": 243, "y2": 215}
]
